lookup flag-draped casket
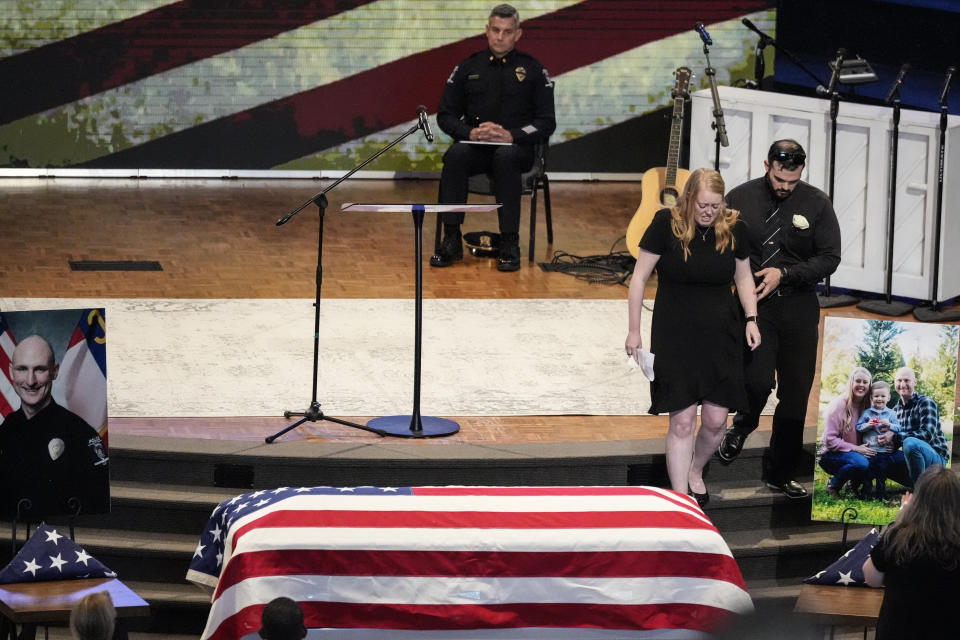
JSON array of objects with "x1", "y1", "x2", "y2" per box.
[{"x1": 187, "y1": 486, "x2": 752, "y2": 639}]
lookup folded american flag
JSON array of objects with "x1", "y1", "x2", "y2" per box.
[
  {"x1": 187, "y1": 486, "x2": 751, "y2": 639},
  {"x1": 0, "y1": 522, "x2": 115, "y2": 584},
  {"x1": 805, "y1": 528, "x2": 880, "y2": 587}
]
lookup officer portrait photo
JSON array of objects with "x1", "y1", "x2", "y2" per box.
[{"x1": 0, "y1": 308, "x2": 110, "y2": 519}]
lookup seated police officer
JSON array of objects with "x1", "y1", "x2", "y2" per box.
[{"x1": 431, "y1": 3, "x2": 556, "y2": 272}]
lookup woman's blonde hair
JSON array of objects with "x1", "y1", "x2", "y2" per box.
[
  {"x1": 69, "y1": 592, "x2": 116, "y2": 640},
  {"x1": 670, "y1": 168, "x2": 739, "y2": 260},
  {"x1": 837, "y1": 367, "x2": 873, "y2": 436},
  {"x1": 883, "y1": 465, "x2": 960, "y2": 571}
]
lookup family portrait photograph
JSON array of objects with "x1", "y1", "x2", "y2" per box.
[{"x1": 812, "y1": 317, "x2": 958, "y2": 525}]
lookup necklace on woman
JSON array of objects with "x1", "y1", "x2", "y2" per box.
[{"x1": 696, "y1": 224, "x2": 712, "y2": 242}]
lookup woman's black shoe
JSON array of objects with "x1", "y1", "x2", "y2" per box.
[{"x1": 689, "y1": 488, "x2": 709, "y2": 508}]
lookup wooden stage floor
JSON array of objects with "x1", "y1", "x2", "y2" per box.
[{"x1": 2, "y1": 176, "x2": 955, "y2": 446}]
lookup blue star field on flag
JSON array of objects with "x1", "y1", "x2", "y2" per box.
[
  {"x1": 805, "y1": 528, "x2": 880, "y2": 587},
  {"x1": 0, "y1": 522, "x2": 116, "y2": 584},
  {"x1": 188, "y1": 486, "x2": 411, "y2": 583}
]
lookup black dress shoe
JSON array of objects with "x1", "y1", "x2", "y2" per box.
[
  {"x1": 689, "y1": 489, "x2": 709, "y2": 508},
  {"x1": 497, "y1": 242, "x2": 521, "y2": 272},
  {"x1": 765, "y1": 479, "x2": 808, "y2": 499},
  {"x1": 430, "y1": 229, "x2": 464, "y2": 267},
  {"x1": 716, "y1": 428, "x2": 744, "y2": 465}
]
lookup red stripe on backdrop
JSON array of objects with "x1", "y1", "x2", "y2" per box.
[
  {"x1": 83, "y1": 0, "x2": 770, "y2": 169},
  {"x1": 0, "y1": 0, "x2": 377, "y2": 126},
  {"x1": 210, "y1": 601, "x2": 734, "y2": 640},
  {"x1": 214, "y1": 548, "x2": 745, "y2": 596}
]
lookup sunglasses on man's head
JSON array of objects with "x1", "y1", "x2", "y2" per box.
[{"x1": 771, "y1": 150, "x2": 806, "y2": 165}]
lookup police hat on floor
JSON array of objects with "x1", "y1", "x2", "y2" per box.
[{"x1": 463, "y1": 231, "x2": 501, "y2": 258}]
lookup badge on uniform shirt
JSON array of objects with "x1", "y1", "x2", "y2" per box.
[
  {"x1": 515, "y1": 66, "x2": 527, "y2": 82},
  {"x1": 48, "y1": 438, "x2": 65, "y2": 461}
]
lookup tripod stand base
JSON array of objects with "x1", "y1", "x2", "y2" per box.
[
  {"x1": 856, "y1": 299, "x2": 914, "y2": 316},
  {"x1": 818, "y1": 293, "x2": 859, "y2": 308},
  {"x1": 367, "y1": 415, "x2": 460, "y2": 438},
  {"x1": 913, "y1": 305, "x2": 960, "y2": 322},
  {"x1": 266, "y1": 402, "x2": 385, "y2": 442}
]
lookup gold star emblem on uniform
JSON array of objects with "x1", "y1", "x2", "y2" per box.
[{"x1": 515, "y1": 66, "x2": 527, "y2": 82}]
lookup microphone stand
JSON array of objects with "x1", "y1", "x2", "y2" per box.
[
  {"x1": 267, "y1": 119, "x2": 429, "y2": 442},
  {"x1": 818, "y1": 49, "x2": 859, "y2": 308},
  {"x1": 702, "y1": 42, "x2": 729, "y2": 170},
  {"x1": 914, "y1": 67, "x2": 960, "y2": 322},
  {"x1": 858, "y1": 69, "x2": 913, "y2": 316},
  {"x1": 741, "y1": 19, "x2": 827, "y2": 90}
]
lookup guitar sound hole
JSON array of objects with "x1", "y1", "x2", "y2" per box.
[{"x1": 661, "y1": 187, "x2": 680, "y2": 207}]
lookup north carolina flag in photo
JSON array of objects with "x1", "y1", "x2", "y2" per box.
[
  {"x1": 187, "y1": 485, "x2": 751, "y2": 640},
  {"x1": 0, "y1": 314, "x2": 18, "y2": 419},
  {"x1": 52, "y1": 309, "x2": 108, "y2": 437}
]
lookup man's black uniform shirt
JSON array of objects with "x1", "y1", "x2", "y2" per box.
[
  {"x1": 0, "y1": 400, "x2": 109, "y2": 517},
  {"x1": 437, "y1": 48, "x2": 556, "y2": 145}
]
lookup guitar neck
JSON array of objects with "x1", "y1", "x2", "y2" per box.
[{"x1": 664, "y1": 97, "x2": 685, "y2": 188}]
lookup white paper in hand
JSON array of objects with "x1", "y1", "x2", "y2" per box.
[{"x1": 626, "y1": 349, "x2": 655, "y2": 381}]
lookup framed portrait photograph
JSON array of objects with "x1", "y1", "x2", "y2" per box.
[
  {"x1": 811, "y1": 317, "x2": 958, "y2": 526},
  {"x1": 0, "y1": 308, "x2": 109, "y2": 519}
]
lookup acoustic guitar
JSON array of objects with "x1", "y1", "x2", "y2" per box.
[{"x1": 625, "y1": 67, "x2": 693, "y2": 258}]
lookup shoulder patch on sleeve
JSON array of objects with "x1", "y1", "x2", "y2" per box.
[{"x1": 542, "y1": 67, "x2": 553, "y2": 88}]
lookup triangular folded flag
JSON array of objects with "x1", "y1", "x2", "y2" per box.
[
  {"x1": 804, "y1": 528, "x2": 880, "y2": 587},
  {"x1": 0, "y1": 523, "x2": 116, "y2": 584}
]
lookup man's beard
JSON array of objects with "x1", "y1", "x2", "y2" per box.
[{"x1": 766, "y1": 176, "x2": 792, "y2": 201}]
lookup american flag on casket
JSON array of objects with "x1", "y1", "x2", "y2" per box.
[{"x1": 187, "y1": 486, "x2": 752, "y2": 639}]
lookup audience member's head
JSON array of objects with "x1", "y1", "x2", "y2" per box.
[
  {"x1": 885, "y1": 464, "x2": 960, "y2": 570},
  {"x1": 69, "y1": 592, "x2": 116, "y2": 640},
  {"x1": 259, "y1": 597, "x2": 307, "y2": 640}
]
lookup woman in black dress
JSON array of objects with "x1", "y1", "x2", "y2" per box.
[
  {"x1": 625, "y1": 168, "x2": 760, "y2": 506},
  {"x1": 863, "y1": 465, "x2": 960, "y2": 639}
]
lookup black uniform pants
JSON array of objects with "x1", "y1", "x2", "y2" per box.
[
  {"x1": 437, "y1": 142, "x2": 534, "y2": 236},
  {"x1": 731, "y1": 292, "x2": 820, "y2": 484}
]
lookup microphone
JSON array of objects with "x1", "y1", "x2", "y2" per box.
[
  {"x1": 816, "y1": 48, "x2": 846, "y2": 96},
  {"x1": 884, "y1": 63, "x2": 910, "y2": 104},
  {"x1": 741, "y1": 17, "x2": 766, "y2": 39},
  {"x1": 416, "y1": 105, "x2": 434, "y2": 142},
  {"x1": 940, "y1": 66, "x2": 957, "y2": 105},
  {"x1": 695, "y1": 22, "x2": 712, "y2": 46}
]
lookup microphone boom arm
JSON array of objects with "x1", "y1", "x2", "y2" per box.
[
  {"x1": 277, "y1": 121, "x2": 421, "y2": 226},
  {"x1": 742, "y1": 17, "x2": 828, "y2": 89}
]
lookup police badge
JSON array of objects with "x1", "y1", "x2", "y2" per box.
[{"x1": 515, "y1": 66, "x2": 526, "y2": 82}]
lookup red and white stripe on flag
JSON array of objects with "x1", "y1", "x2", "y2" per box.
[
  {"x1": 52, "y1": 309, "x2": 107, "y2": 434},
  {"x1": 187, "y1": 486, "x2": 752, "y2": 640},
  {"x1": 0, "y1": 314, "x2": 18, "y2": 419}
]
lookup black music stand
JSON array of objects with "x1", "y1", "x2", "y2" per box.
[
  {"x1": 858, "y1": 72, "x2": 913, "y2": 316},
  {"x1": 913, "y1": 67, "x2": 960, "y2": 322},
  {"x1": 341, "y1": 202, "x2": 499, "y2": 438},
  {"x1": 819, "y1": 49, "x2": 860, "y2": 309}
]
